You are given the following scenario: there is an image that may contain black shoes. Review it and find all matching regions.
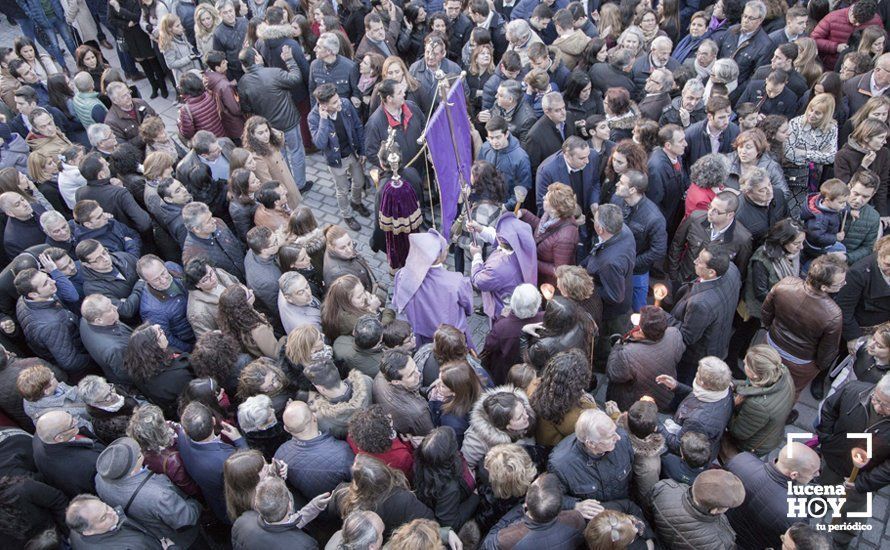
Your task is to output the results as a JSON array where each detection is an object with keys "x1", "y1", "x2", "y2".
[
  {"x1": 300, "y1": 180, "x2": 315, "y2": 195},
  {"x1": 344, "y1": 217, "x2": 361, "y2": 231},
  {"x1": 351, "y1": 201, "x2": 371, "y2": 217}
]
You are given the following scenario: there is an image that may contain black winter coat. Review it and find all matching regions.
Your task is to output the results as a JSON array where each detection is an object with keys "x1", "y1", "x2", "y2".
[
  {"x1": 134, "y1": 355, "x2": 194, "y2": 419},
  {"x1": 75, "y1": 178, "x2": 152, "y2": 234},
  {"x1": 647, "y1": 148, "x2": 688, "y2": 230},
  {"x1": 16, "y1": 297, "x2": 94, "y2": 376},
  {"x1": 81, "y1": 252, "x2": 142, "y2": 321},
  {"x1": 2, "y1": 476, "x2": 68, "y2": 549},
  {"x1": 817, "y1": 381, "x2": 890, "y2": 493},
  {"x1": 835, "y1": 254, "x2": 890, "y2": 342},
  {"x1": 684, "y1": 119, "x2": 740, "y2": 168},
  {"x1": 662, "y1": 383, "x2": 734, "y2": 461},
  {"x1": 524, "y1": 116, "x2": 572, "y2": 176},
  {"x1": 548, "y1": 432, "x2": 634, "y2": 504},
  {"x1": 238, "y1": 62, "x2": 305, "y2": 133},
  {"x1": 725, "y1": 453, "x2": 796, "y2": 550},
  {"x1": 32, "y1": 436, "x2": 104, "y2": 498}
]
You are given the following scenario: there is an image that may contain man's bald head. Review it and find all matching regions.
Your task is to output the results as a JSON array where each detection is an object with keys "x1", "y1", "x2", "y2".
[
  {"x1": 777, "y1": 442, "x2": 821, "y2": 485},
  {"x1": 36, "y1": 410, "x2": 76, "y2": 444},
  {"x1": 283, "y1": 401, "x2": 315, "y2": 438}
]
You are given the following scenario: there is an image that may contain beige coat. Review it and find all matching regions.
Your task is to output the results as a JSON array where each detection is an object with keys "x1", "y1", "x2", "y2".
[
  {"x1": 551, "y1": 30, "x2": 590, "y2": 71},
  {"x1": 252, "y1": 144, "x2": 302, "y2": 210},
  {"x1": 61, "y1": 0, "x2": 99, "y2": 43}
]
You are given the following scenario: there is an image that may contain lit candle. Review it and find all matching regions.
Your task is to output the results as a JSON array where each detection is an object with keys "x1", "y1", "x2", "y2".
[
  {"x1": 850, "y1": 447, "x2": 868, "y2": 483},
  {"x1": 540, "y1": 283, "x2": 555, "y2": 301},
  {"x1": 630, "y1": 313, "x2": 641, "y2": 326},
  {"x1": 514, "y1": 187, "x2": 528, "y2": 216},
  {"x1": 653, "y1": 284, "x2": 669, "y2": 308}
]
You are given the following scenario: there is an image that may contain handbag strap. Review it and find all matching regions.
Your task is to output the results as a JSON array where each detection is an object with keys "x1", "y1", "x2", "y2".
[{"x1": 124, "y1": 472, "x2": 154, "y2": 515}]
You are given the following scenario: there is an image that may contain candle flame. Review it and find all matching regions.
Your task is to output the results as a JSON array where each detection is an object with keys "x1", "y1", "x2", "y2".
[
  {"x1": 653, "y1": 284, "x2": 669, "y2": 300},
  {"x1": 630, "y1": 313, "x2": 641, "y2": 326}
]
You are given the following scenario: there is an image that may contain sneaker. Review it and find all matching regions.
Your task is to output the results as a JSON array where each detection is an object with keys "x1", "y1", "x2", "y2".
[
  {"x1": 99, "y1": 39, "x2": 114, "y2": 50},
  {"x1": 344, "y1": 217, "x2": 361, "y2": 231},
  {"x1": 351, "y1": 201, "x2": 371, "y2": 217},
  {"x1": 300, "y1": 180, "x2": 315, "y2": 195}
]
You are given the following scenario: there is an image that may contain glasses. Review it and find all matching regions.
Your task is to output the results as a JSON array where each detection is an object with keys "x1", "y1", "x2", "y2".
[
  {"x1": 742, "y1": 13, "x2": 763, "y2": 20},
  {"x1": 708, "y1": 205, "x2": 729, "y2": 215}
]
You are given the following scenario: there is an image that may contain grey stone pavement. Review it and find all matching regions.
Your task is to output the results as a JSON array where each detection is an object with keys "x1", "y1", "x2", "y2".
[{"x1": 9, "y1": 18, "x2": 890, "y2": 547}]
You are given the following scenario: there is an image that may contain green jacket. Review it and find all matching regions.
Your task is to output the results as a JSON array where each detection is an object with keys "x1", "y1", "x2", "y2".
[
  {"x1": 743, "y1": 246, "x2": 787, "y2": 320},
  {"x1": 71, "y1": 91, "x2": 107, "y2": 130},
  {"x1": 730, "y1": 367, "x2": 795, "y2": 455},
  {"x1": 843, "y1": 204, "x2": 880, "y2": 265}
]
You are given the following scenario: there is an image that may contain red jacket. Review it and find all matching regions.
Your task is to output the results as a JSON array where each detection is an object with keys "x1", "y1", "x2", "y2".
[
  {"x1": 178, "y1": 91, "x2": 226, "y2": 140},
  {"x1": 811, "y1": 7, "x2": 882, "y2": 68},
  {"x1": 204, "y1": 70, "x2": 245, "y2": 141},
  {"x1": 143, "y1": 444, "x2": 202, "y2": 498},
  {"x1": 684, "y1": 183, "x2": 719, "y2": 219},
  {"x1": 520, "y1": 211, "x2": 579, "y2": 287},
  {"x1": 348, "y1": 435, "x2": 415, "y2": 481}
]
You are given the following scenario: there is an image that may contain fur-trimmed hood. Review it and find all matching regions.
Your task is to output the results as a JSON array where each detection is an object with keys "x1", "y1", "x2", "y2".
[
  {"x1": 308, "y1": 369, "x2": 373, "y2": 438},
  {"x1": 292, "y1": 227, "x2": 326, "y2": 255},
  {"x1": 257, "y1": 22, "x2": 296, "y2": 41},
  {"x1": 464, "y1": 385, "x2": 536, "y2": 453},
  {"x1": 607, "y1": 106, "x2": 640, "y2": 130},
  {"x1": 617, "y1": 414, "x2": 666, "y2": 457}
]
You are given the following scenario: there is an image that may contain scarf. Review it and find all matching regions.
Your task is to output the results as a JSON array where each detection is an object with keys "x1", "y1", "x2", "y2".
[
  {"x1": 692, "y1": 380, "x2": 730, "y2": 403},
  {"x1": 693, "y1": 59, "x2": 712, "y2": 80},
  {"x1": 774, "y1": 253, "x2": 800, "y2": 280},
  {"x1": 641, "y1": 26, "x2": 660, "y2": 45},
  {"x1": 358, "y1": 74, "x2": 377, "y2": 94},
  {"x1": 310, "y1": 344, "x2": 334, "y2": 364}
]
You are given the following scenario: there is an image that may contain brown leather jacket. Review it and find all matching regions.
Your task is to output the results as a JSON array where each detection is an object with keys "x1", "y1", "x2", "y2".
[{"x1": 762, "y1": 276, "x2": 843, "y2": 372}]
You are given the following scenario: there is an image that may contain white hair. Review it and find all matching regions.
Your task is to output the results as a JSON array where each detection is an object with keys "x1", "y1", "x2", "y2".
[
  {"x1": 238, "y1": 394, "x2": 276, "y2": 433},
  {"x1": 77, "y1": 375, "x2": 112, "y2": 406},
  {"x1": 877, "y1": 373, "x2": 890, "y2": 398},
  {"x1": 696, "y1": 357, "x2": 733, "y2": 391},
  {"x1": 279, "y1": 271, "x2": 307, "y2": 296},
  {"x1": 39, "y1": 210, "x2": 68, "y2": 232},
  {"x1": 511, "y1": 284, "x2": 542, "y2": 320},
  {"x1": 745, "y1": 0, "x2": 767, "y2": 19},
  {"x1": 180, "y1": 201, "x2": 211, "y2": 231},
  {"x1": 87, "y1": 123, "x2": 112, "y2": 147},
  {"x1": 317, "y1": 32, "x2": 340, "y2": 54},
  {"x1": 575, "y1": 409, "x2": 615, "y2": 445},
  {"x1": 506, "y1": 20, "x2": 532, "y2": 41},
  {"x1": 542, "y1": 91, "x2": 564, "y2": 111},
  {"x1": 683, "y1": 78, "x2": 705, "y2": 95},
  {"x1": 651, "y1": 35, "x2": 673, "y2": 51}
]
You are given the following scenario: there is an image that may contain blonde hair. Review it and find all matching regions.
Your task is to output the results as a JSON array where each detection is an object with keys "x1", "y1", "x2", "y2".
[
  {"x1": 285, "y1": 324, "x2": 322, "y2": 366},
  {"x1": 804, "y1": 93, "x2": 836, "y2": 131},
  {"x1": 142, "y1": 151, "x2": 175, "y2": 180},
  {"x1": 598, "y1": 3, "x2": 622, "y2": 39},
  {"x1": 484, "y1": 444, "x2": 537, "y2": 499},
  {"x1": 793, "y1": 37, "x2": 823, "y2": 87},
  {"x1": 26, "y1": 151, "x2": 54, "y2": 183},
  {"x1": 584, "y1": 509, "x2": 640, "y2": 549},
  {"x1": 157, "y1": 14, "x2": 180, "y2": 51},
  {"x1": 381, "y1": 56, "x2": 419, "y2": 91},
  {"x1": 544, "y1": 182, "x2": 579, "y2": 219},
  {"x1": 384, "y1": 519, "x2": 444, "y2": 550},
  {"x1": 555, "y1": 265, "x2": 594, "y2": 301},
  {"x1": 194, "y1": 4, "x2": 221, "y2": 40},
  {"x1": 16, "y1": 364, "x2": 54, "y2": 402},
  {"x1": 744, "y1": 344, "x2": 784, "y2": 387}
]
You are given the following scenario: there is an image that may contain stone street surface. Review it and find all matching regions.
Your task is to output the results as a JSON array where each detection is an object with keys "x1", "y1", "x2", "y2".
[{"x1": 5, "y1": 17, "x2": 890, "y2": 547}]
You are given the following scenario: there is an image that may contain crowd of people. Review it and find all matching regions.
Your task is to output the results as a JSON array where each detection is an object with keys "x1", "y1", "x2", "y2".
[{"x1": 4, "y1": 0, "x2": 890, "y2": 547}]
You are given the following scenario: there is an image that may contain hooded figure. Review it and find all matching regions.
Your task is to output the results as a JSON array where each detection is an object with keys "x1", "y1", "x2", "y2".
[
  {"x1": 471, "y1": 213, "x2": 538, "y2": 321},
  {"x1": 392, "y1": 229, "x2": 475, "y2": 349}
]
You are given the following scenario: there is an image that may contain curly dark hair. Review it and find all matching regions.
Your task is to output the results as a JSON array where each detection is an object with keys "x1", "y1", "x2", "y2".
[
  {"x1": 109, "y1": 142, "x2": 143, "y2": 177},
  {"x1": 243, "y1": 116, "x2": 284, "y2": 157},
  {"x1": 348, "y1": 404, "x2": 394, "y2": 454},
  {"x1": 0, "y1": 476, "x2": 29, "y2": 536},
  {"x1": 124, "y1": 324, "x2": 171, "y2": 383},
  {"x1": 236, "y1": 358, "x2": 288, "y2": 401},
  {"x1": 470, "y1": 160, "x2": 507, "y2": 203},
  {"x1": 190, "y1": 330, "x2": 242, "y2": 385},
  {"x1": 413, "y1": 427, "x2": 465, "y2": 509},
  {"x1": 529, "y1": 349, "x2": 591, "y2": 425},
  {"x1": 217, "y1": 285, "x2": 268, "y2": 345}
]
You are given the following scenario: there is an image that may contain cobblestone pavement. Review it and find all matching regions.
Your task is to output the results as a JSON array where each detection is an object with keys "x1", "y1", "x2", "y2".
[{"x1": 6, "y1": 18, "x2": 890, "y2": 546}]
